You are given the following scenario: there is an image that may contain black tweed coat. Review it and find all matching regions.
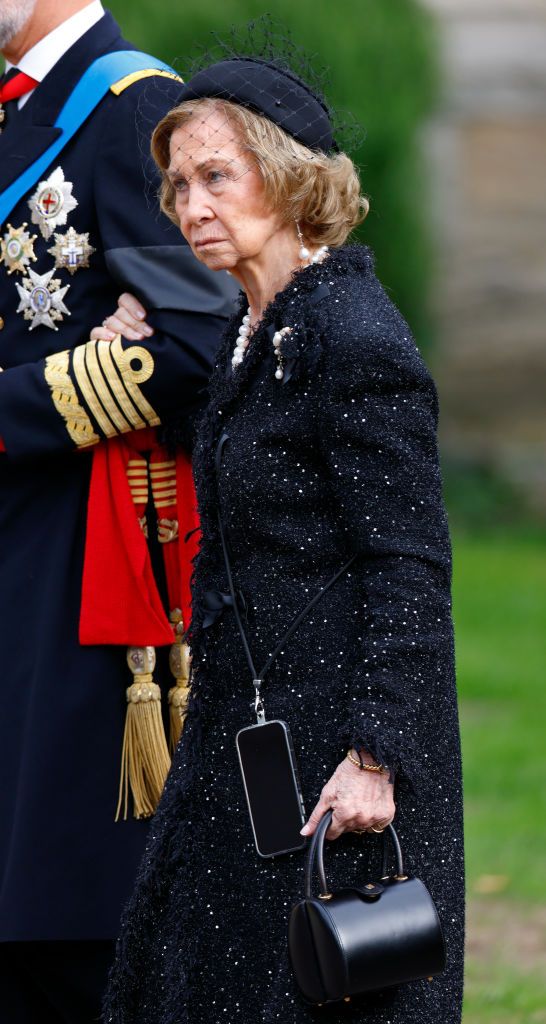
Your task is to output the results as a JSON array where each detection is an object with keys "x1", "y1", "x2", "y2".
[{"x1": 104, "y1": 245, "x2": 465, "y2": 1024}]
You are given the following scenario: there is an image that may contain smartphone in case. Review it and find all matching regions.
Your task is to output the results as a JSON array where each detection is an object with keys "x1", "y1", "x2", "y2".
[{"x1": 236, "y1": 719, "x2": 307, "y2": 858}]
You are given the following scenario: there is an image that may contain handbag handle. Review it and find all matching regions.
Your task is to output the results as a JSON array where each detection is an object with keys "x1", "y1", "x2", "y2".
[{"x1": 305, "y1": 810, "x2": 406, "y2": 899}]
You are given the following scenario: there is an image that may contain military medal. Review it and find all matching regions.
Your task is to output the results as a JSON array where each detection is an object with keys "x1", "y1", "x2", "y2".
[
  {"x1": 0, "y1": 223, "x2": 38, "y2": 275},
  {"x1": 48, "y1": 226, "x2": 95, "y2": 275},
  {"x1": 15, "y1": 267, "x2": 70, "y2": 331},
  {"x1": 28, "y1": 166, "x2": 78, "y2": 240}
]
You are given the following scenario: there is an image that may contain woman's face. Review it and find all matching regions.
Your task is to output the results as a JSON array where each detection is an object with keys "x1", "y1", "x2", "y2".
[{"x1": 167, "y1": 109, "x2": 283, "y2": 272}]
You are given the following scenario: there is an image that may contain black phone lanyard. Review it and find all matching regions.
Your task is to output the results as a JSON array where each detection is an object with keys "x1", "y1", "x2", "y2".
[{"x1": 215, "y1": 432, "x2": 357, "y2": 724}]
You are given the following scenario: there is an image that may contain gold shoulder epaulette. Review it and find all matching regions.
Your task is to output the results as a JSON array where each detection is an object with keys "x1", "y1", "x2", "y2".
[{"x1": 110, "y1": 69, "x2": 182, "y2": 97}]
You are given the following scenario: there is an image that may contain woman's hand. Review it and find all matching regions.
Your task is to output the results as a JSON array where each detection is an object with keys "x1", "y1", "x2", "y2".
[
  {"x1": 90, "y1": 292, "x2": 153, "y2": 342},
  {"x1": 301, "y1": 750, "x2": 395, "y2": 841}
]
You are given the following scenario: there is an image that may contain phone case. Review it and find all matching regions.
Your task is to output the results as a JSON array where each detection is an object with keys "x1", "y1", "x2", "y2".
[{"x1": 236, "y1": 720, "x2": 309, "y2": 856}]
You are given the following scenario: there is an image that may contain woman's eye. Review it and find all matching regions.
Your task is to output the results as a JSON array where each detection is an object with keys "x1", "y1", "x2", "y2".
[
  {"x1": 207, "y1": 169, "x2": 225, "y2": 185},
  {"x1": 173, "y1": 178, "x2": 188, "y2": 193}
]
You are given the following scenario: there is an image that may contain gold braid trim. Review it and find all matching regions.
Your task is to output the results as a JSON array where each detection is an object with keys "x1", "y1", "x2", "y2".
[
  {"x1": 110, "y1": 69, "x2": 182, "y2": 97},
  {"x1": 150, "y1": 459, "x2": 177, "y2": 509},
  {"x1": 71, "y1": 336, "x2": 160, "y2": 439},
  {"x1": 127, "y1": 456, "x2": 149, "y2": 506},
  {"x1": 73, "y1": 343, "x2": 116, "y2": 436},
  {"x1": 97, "y1": 340, "x2": 146, "y2": 430},
  {"x1": 85, "y1": 340, "x2": 132, "y2": 434},
  {"x1": 127, "y1": 456, "x2": 148, "y2": 537},
  {"x1": 111, "y1": 335, "x2": 160, "y2": 426},
  {"x1": 44, "y1": 349, "x2": 99, "y2": 448}
]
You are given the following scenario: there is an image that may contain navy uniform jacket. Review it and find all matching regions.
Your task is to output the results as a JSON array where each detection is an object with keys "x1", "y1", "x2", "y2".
[{"x1": 0, "y1": 12, "x2": 236, "y2": 940}]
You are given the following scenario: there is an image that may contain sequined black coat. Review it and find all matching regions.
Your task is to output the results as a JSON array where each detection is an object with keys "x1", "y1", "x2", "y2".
[{"x1": 105, "y1": 246, "x2": 465, "y2": 1024}]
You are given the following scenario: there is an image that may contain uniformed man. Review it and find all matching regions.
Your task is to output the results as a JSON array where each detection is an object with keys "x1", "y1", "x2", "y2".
[{"x1": 0, "y1": 2, "x2": 236, "y2": 1020}]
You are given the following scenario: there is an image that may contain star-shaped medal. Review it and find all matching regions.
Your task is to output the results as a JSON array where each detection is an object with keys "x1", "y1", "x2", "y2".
[
  {"x1": 0, "y1": 222, "x2": 38, "y2": 275},
  {"x1": 47, "y1": 226, "x2": 95, "y2": 275},
  {"x1": 28, "y1": 166, "x2": 78, "y2": 240},
  {"x1": 15, "y1": 267, "x2": 71, "y2": 331}
]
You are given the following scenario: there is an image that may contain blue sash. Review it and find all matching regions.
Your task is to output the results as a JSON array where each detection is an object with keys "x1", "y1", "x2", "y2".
[{"x1": 0, "y1": 50, "x2": 178, "y2": 225}]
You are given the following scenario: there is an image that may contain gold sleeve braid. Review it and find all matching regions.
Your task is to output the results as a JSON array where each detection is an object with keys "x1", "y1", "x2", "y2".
[
  {"x1": 73, "y1": 335, "x2": 160, "y2": 438},
  {"x1": 44, "y1": 349, "x2": 100, "y2": 448},
  {"x1": 110, "y1": 336, "x2": 160, "y2": 427},
  {"x1": 82, "y1": 340, "x2": 134, "y2": 434},
  {"x1": 45, "y1": 335, "x2": 160, "y2": 446}
]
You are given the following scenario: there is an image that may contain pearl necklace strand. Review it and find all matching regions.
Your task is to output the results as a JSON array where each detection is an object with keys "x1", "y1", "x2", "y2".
[{"x1": 231, "y1": 308, "x2": 251, "y2": 369}]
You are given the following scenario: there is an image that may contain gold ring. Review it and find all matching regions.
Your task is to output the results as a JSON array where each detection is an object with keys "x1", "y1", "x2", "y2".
[{"x1": 369, "y1": 826, "x2": 385, "y2": 833}]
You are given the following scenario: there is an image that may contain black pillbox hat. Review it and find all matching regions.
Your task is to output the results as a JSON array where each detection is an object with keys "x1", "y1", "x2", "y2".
[{"x1": 176, "y1": 57, "x2": 336, "y2": 154}]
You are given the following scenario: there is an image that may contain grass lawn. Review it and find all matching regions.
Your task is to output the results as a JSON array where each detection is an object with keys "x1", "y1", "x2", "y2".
[{"x1": 451, "y1": 530, "x2": 546, "y2": 1022}]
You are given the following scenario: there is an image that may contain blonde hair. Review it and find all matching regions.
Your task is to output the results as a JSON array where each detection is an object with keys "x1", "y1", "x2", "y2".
[{"x1": 151, "y1": 97, "x2": 369, "y2": 247}]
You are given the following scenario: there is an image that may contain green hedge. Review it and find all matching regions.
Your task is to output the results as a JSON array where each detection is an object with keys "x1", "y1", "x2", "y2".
[{"x1": 108, "y1": 0, "x2": 437, "y2": 345}]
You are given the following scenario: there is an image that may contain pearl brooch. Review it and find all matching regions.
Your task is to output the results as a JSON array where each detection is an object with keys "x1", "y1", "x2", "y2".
[
  {"x1": 272, "y1": 326, "x2": 291, "y2": 381},
  {"x1": 231, "y1": 309, "x2": 291, "y2": 381},
  {"x1": 231, "y1": 308, "x2": 251, "y2": 369}
]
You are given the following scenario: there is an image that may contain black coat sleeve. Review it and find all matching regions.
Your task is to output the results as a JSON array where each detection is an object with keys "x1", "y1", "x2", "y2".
[
  {"x1": 318, "y1": 294, "x2": 454, "y2": 788},
  {"x1": 0, "y1": 76, "x2": 237, "y2": 461}
]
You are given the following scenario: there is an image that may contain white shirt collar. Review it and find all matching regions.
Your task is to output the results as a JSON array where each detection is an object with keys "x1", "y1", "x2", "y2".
[{"x1": 5, "y1": 1, "x2": 105, "y2": 106}]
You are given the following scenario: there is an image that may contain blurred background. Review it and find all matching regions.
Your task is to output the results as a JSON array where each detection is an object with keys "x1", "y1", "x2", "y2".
[{"x1": 108, "y1": 1, "x2": 546, "y2": 1019}]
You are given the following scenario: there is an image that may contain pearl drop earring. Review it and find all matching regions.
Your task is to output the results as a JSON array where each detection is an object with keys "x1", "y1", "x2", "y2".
[
  {"x1": 296, "y1": 222, "x2": 310, "y2": 261},
  {"x1": 296, "y1": 222, "x2": 329, "y2": 265}
]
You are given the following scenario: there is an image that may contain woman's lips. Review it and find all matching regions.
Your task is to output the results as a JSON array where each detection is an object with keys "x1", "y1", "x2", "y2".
[{"x1": 194, "y1": 238, "x2": 226, "y2": 248}]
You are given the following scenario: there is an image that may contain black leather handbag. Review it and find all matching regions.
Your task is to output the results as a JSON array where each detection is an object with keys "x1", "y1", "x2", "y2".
[{"x1": 288, "y1": 810, "x2": 446, "y2": 1005}]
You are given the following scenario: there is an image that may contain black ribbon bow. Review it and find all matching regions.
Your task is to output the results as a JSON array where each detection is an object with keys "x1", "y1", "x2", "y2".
[{"x1": 201, "y1": 587, "x2": 249, "y2": 629}]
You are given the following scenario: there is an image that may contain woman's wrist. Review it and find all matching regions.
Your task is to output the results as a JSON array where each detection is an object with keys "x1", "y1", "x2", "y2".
[
  {"x1": 346, "y1": 748, "x2": 389, "y2": 775},
  {"x1": 349, "y1": 746, "x2": 375, "y2": 766}
]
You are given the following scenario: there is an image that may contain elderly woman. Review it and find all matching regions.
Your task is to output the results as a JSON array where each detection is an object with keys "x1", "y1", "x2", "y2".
[{"x1": 100, "y1": 56, "x2": 464, "y2": 1024}]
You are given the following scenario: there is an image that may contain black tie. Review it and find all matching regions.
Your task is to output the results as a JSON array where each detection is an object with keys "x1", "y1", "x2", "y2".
[{"x1": 0, "y1": 68, "x2": 27, "y2": 133}]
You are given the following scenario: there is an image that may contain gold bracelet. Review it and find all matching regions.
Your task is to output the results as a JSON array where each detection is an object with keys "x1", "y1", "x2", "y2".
[{"x1": 346, "y1": 750, "x2": 388, "y2": 774}]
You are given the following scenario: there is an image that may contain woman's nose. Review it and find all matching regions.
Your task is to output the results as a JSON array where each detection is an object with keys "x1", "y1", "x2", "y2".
[{"x1": 185, "y1": 182, "x2": 213, "y2": 224}]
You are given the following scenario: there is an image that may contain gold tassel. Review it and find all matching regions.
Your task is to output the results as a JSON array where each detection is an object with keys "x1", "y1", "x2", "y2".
[
  {"x1": 168, "y1": 608, "x2": 191, "y2": 753},
  {"x1": 116, "y1": 646, "x2": 172, "y2": 821}
]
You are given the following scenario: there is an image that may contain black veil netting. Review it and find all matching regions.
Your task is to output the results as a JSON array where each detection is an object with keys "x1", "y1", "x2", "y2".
[{"x1": 134, "y1": 15, "x2": 365, "y2": 207}]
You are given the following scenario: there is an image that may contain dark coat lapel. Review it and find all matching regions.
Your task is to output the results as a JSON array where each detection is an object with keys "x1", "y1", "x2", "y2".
[{"x1": 0, "y1": 12, "x2": 126, "y2": 193}]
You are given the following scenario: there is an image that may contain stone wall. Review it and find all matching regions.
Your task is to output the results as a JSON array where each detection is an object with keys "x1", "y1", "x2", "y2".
[{"x1": 421, "y1": 0, "x2": 546, "y2": 510}]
